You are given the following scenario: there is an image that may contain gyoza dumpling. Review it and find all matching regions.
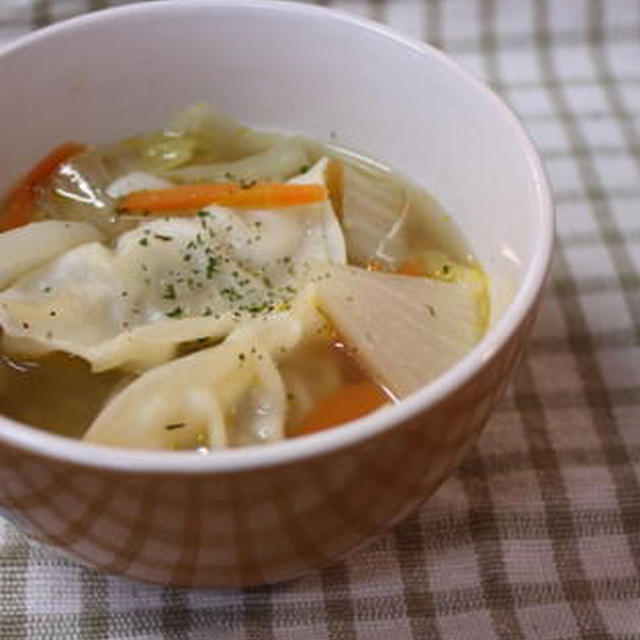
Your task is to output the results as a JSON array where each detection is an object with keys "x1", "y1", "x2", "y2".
[
  {"x1": 84, "y1": 339, "x2": 286, "y2": 449},
  {"x1": 0, "y1": 159, "x2": 345, "y2": 372},
  {"x1": 0, "y1": 220, "x2": 103, "y2": 289},
  {"x1": 83, "y1": 292, "x2": 326, "y2": 449}
]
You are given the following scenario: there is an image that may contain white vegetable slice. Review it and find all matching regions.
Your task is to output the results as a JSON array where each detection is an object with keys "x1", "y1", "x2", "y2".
[
  {"x1": 36, "y1": 146, "x2": 144, "y2": 238},
  {"x1": 46, "y1": 147, "x2": 112, "y2": 214},
  {"x1": 0, "y1": 221, "x2": 104, "y2": 289},
  {"x1": 340, "y1": 162, "x2": 409, "y2": 267},
  {"x1": 314, "y1": 265, "x2": 486, "y2": 398},
  {"x1": 167, "y1": 139, "x2": 309, "y2": 184},
  {"x1": 168, "y1": 101, "x2": 276, "y2": 162}
]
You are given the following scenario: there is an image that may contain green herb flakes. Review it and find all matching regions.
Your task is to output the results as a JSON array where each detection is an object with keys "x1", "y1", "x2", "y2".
[
  {"x1": 166, "y1": 306, "x2": 183, "y2": 318},
  {"x1": 163, "y1": 284, "x2": 177, "y2": 300}
]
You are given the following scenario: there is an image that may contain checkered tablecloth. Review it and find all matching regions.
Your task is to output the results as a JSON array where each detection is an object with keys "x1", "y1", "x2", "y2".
[{"x1": 1, "y1": 1, "x2": 639, "y2": 638}]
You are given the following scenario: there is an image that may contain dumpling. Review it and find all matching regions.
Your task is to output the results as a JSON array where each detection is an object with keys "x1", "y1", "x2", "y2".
[
  {"x1": 0, "y1": 159, "x2": 345, "y2": 372},
  {"x1": 0, "y1": 220, "x2": 103, "y2": 289},
  {"x1": 313, "y1": 264, "x2": 486, "y2": 398},
  {"x1": 0, "y1": 221, "x2": 237, "y2": 368},
  {"x1": 84, "y1": 338, "x2": 286, "y2": 449},
  {"x1": 83, "y1": 291, "x2": 325, "y2": 449}
]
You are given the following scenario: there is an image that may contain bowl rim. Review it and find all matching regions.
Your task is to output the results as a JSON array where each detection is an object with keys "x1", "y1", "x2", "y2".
[{"x1": 0, "y1": 0, "x2": 554, "y2": 474}]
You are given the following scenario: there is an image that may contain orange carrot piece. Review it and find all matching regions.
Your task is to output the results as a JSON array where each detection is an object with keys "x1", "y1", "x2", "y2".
[
  {"x1": 298, "y1": 383, "x2": 390, "y2": 436},
  {"x1": 366, "y1": 260, "x2": 386, "y2": 272},
  {"x1": 216, "y1": 183, "x2": 327, "y2": 209},
  {"x1": 119, "y1": 182, "x2": 239, "y2": 213},
  {"x1": 2, "y1": 188, "x2": 32, "y2": 233},
  {"x1": 1, "y1": 141, "x2": 86, "y2": 232},
  {"x1": 118, "y1": 182, "x2": 327, "y2": 214},
  {"x1": 396, "y1": 257, "x2": 426, "y2": 277}
]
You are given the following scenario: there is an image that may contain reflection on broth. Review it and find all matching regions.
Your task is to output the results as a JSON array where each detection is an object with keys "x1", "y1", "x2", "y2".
[{"x1": 0, "y1": 102, "x2": 488, "y2": 450}]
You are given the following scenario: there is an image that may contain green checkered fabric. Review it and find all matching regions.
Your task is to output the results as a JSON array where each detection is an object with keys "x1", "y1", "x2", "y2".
[{"x1": 1, "y1": 1, "x2": 639, "y2": 638}]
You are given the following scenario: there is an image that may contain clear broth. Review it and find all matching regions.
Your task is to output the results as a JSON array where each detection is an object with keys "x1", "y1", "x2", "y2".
[{"x1": 0, "y1": 127, "x2": 480, "y2": 445}]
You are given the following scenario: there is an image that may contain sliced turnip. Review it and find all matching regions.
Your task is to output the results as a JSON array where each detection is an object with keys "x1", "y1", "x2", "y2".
[
  {"x1": 314, "y1": 265, "x2": 486, "y2": 398},
  {"x1": 340, "y1": 163, "x2": 409, "y2": 267}
]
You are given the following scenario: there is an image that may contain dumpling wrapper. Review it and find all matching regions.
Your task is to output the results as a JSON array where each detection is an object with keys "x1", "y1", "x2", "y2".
[
  {"x1": 83, "y1": 291, "x2": 326, "y2": 449},
  {"x1": 0, "y1": 221, "x2": 104, "y2": 289},
  {"x1": 85, "y1": 339, "x2": 286, "y2": 449},
  {"x1": 314, "y1": 264, "x2": 486, "y2": 398},
  {"x1": 0, "y1": 159, "x2": 346, "y2": 372}
]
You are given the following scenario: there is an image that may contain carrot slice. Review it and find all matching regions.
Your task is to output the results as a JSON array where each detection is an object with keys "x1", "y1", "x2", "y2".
[
  {"x1": 119, "y1": 182, "x2": 238, "y2": 213},
  {"x1": 297, "y1": 383, "x2": 390, "y2": 435},
  {"x1": 366, "y1": 260, "x2": 386, "y2": 272},
  {"x1": 216, "y1": 183, "x2": 326, "y2": 209},
  {"x1": 1, "y1": 141, "x2": 86, "y2": 232},
  {"x1": 118, "y1": 182, "x2": 328, "y2": 214},
  {"x1": 395, "y1": 257, "x2": 426, "y2": 277}
]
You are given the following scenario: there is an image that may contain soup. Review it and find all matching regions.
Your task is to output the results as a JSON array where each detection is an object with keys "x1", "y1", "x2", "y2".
[{"x1": 0, "y1": 103, "x2": 487, "y2": 450}]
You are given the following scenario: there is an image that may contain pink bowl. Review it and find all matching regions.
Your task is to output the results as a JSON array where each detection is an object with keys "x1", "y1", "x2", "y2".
[{"x1": 0, "y1": 0, "x2": 553, "y2": 586}]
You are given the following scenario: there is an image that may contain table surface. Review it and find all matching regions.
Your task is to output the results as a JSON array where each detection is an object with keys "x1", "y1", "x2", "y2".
[{"x1": 1, "y1": 1, "x2": 639, "y2": 638}]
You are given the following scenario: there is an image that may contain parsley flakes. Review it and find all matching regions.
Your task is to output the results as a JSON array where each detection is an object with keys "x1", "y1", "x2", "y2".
[
  {"x1": 162, "y1": 284, "x2": 177, "y2": 300},
  {"x1": 165, "y1": 422, "x2": 186, "y2": 431}
]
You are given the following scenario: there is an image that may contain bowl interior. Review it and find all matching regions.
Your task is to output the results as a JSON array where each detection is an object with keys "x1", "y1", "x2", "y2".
[{"x1": 0, "y1": 0, "x2": 552, "y2": 468}]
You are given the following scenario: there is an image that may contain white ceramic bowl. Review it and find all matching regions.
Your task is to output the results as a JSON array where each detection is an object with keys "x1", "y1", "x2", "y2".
[{"x1": 0, "y1": 0, "x2": 552, "y2": 587}]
